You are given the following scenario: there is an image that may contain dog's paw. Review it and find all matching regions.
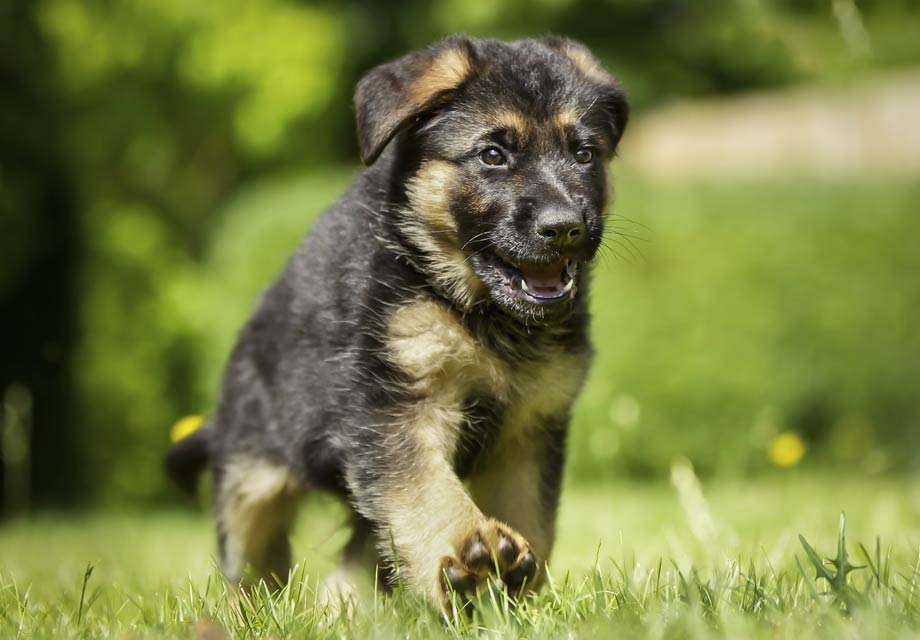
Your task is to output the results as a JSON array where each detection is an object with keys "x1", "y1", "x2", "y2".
[
  {"x1": 318, "y1": 565, "x2": 360, "y2": 620},
  {"x1": 439, "y1": 519, "x2": 537, "y2": 610}
]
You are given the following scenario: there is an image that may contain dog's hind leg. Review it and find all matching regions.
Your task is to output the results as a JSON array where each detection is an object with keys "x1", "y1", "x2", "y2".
[
  {"x1": 319, "y1": 513, "x2": 381, "y2": 613},
  {"x1": 214, "y1": 456, "x2": 302, "y2": 587}
]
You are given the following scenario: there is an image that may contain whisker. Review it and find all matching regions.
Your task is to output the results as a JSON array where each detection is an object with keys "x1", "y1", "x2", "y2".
[
  {"x1": 460, "y1": 231, "x2": 491, "y2": 252},
  {"x1": 608, "y1": 214, "x2": 652, "y2": 232},
  {"x1": 606, "y1": 237, "x2": 639, "y2": 262}
]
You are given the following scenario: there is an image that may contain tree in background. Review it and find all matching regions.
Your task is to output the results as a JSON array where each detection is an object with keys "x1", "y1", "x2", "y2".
[{"x1": 0, "y1": 0, "x2": 82, "y2": 514}]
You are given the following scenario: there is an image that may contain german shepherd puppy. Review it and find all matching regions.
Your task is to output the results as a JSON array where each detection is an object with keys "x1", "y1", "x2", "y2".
[{"x1": 166, "y1": 35, "x2": 628, "y2": 611}]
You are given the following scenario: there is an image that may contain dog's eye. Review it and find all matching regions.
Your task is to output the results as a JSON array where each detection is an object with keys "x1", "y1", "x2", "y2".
[
  {"x1": 479, "y1": 147, "x2": 507, "y2": 166},
  {"x1": 574, "y1": 147, "x2": 594, "y2": 164}
]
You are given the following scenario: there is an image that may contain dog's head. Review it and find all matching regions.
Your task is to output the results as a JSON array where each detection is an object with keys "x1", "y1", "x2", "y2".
[{"x1": 355, "y1": 36, "x2": 628, "y2": 323}]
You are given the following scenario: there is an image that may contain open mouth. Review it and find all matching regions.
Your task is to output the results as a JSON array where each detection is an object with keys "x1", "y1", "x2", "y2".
[{"x1": 496, "y1": 258, "x2": 578, "y2": 305}]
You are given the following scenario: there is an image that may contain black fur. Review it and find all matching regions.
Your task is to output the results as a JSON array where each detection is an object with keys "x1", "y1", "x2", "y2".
[
  {"x1": 165, "y1": 35, "x2": 628, "y2": 607},
  {"x1": 164, "y1": 425, "x2": 210, "y2": 496}
]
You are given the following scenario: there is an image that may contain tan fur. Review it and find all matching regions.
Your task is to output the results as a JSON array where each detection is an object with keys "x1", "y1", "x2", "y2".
[
  {"x1": 387, "y1": 299, "x2": 586, "y2": 437},
  {"x1": 382, "y1": 298, "x2": 588, "y2": 601},
  {"x1": 387, "y1": 299, "x2": 503, "y2": 397},
  {"x1": 562, "y1": 43, "x2": 615, "y2": 84},
  {"x1": 489, "y1": 109, "x2": 531, "y2": 143},
  {"x1": 386, "y1": 299, "x2": 497, "y2": 466},
  {"x1": 379, "y1": 442, "x2": 486, "y2": 603},
  {"x1": 405, "y1": 160, "x2": 459, "y2": 235},
  {"x1": 319, "y1": 564, "x2": 362, "y2": 618},
  {"x1": 402, "y1": 164, "x2": 486, "y2": 309},
  {"x1": 468, "y1": 436, "x2": 552, "y2": 568},
  {"x1": 386, "y1": 301, "x2": 484, "y2": 599},
  {"x1": 553, "y1": 107, "x2": 580, "y2": 132},
  {"x1": 218, "y1": 457, "x2": 302, "y2": 583},
  {"x1": 408, "y1": 47, "x2": 472, "y2": 107},
  {"x1": 469, "y1": 346, "x2": 583, "y2": 573},
  {"x1": 503, "y1": 347, "x2": 586, "y2": 437},
  {"x1": 381, "y1": 300, "x2": 494, "y2": 601}
]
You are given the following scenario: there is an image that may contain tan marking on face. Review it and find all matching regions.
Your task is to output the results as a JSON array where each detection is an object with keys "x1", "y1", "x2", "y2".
[
  {"x1": 406, "y1": 160, "x2": 459, "y2": 234},
  {"x1": 562, "y1": 43, "x2": 614, "y2": 84},
  {"x1": 401, "y1": 167, "x2": 487, "y2": 309},
  {"x1": 553, "y1": 107, "x2": 580, "y2": 132},
  {"x1": 488, "y1": 109, "x2": 532, "y2": 145},
  {"x1": 408, "y1": 46, "x2": 472, "y2": 107}
]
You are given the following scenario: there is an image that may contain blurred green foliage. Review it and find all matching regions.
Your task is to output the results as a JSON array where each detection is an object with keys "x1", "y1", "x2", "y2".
[
  {"x1": 2, "y1": 0, "x2": 920, "y2": 504},
  {"x1": 576, "y1": 176, "x2": 920, "y2": 479}
]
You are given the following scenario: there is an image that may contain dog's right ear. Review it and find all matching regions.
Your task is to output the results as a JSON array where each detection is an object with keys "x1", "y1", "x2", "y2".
[
  {"x1": 355, "y1": 37, "x2": 475, "y2": 165},
  {"x1": 542, "y1": 37, "x2": 629, "y2": 147}
]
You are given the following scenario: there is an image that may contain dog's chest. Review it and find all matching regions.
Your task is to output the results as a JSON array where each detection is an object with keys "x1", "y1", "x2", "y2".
[{"x1": 385, "y1": 299, "x2": 587, "y2": 448}]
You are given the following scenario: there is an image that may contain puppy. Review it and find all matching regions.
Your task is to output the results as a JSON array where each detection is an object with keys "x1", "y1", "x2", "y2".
[{"x1": 166, "y1": 35, "x2": 628, "y2": 611}]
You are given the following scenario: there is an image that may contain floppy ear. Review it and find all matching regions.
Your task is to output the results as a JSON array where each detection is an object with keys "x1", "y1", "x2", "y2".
[
  {"x1": 543, "y1": 37, "x2": 629, "y2": 145},
  {"x1": 354, "y1": 37, "x2": 476, "y2": 165}
]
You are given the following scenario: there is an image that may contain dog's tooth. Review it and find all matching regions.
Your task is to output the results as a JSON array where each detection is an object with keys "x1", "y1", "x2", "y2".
[
  {"x1": 521, "y1": 278, "x2": 531, "y2": 292},
  {"x1": 564, "y1": 278, "x2": 575, "y2": 291}
]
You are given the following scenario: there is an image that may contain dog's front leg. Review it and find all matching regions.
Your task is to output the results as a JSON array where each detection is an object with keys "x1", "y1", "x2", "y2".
[
  {"x1": 346, "y1": 409, "x2": 538, "y2": 610},
  {"x1": 468, "y1": 419, "x2": 568, "y2": 591}
]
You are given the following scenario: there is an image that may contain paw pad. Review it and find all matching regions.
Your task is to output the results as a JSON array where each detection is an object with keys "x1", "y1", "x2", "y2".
[{"x1": 439, "y1": 520, "x2": 538, "y2": 609}]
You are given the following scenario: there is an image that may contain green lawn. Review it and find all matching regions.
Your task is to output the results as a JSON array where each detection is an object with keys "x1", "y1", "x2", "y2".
[{"x1": 2, "y1": 473, "x2": 919, "y2": 638}]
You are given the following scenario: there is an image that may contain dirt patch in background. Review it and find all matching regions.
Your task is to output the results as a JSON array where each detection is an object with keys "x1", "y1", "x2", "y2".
[{"x1": 621, "y1": 71, "x2": 920, "y2": 179}]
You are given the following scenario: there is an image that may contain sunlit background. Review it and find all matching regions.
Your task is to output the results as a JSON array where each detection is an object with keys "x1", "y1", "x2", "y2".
[{"x1": 2, "y1": 0, "x2": 919, "y2": 515}]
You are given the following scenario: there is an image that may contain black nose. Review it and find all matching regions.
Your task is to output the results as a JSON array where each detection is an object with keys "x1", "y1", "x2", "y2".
[{"x1": 535, "y1": 207, "x2": 586, "y2": 248}]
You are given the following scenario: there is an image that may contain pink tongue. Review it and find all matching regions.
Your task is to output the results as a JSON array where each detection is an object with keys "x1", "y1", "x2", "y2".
[{"x1": 520, "y1": 260, "x2": 566, "y2": 293}]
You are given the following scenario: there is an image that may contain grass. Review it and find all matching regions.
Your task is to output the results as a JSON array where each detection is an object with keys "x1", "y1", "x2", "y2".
[{"x1": 2, "y1": 473, "x2": 919, "y2": 638}]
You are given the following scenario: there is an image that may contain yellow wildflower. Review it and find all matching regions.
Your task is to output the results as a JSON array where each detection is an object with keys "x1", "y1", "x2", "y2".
[
  {"x1": 768, "y1": 431, "x2": 806, "y2": 467},
  {"x1": 170, "y1": 414, "x2": 205, "y2": 443}
]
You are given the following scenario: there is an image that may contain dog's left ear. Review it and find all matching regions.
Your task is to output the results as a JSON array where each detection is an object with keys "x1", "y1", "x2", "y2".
[
  {"x1": 355, "y1": 37, "x2": 476, "y2": 165},
  {"x1": 543, "y1": 37, "x2": 629, "y2": 146}
]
